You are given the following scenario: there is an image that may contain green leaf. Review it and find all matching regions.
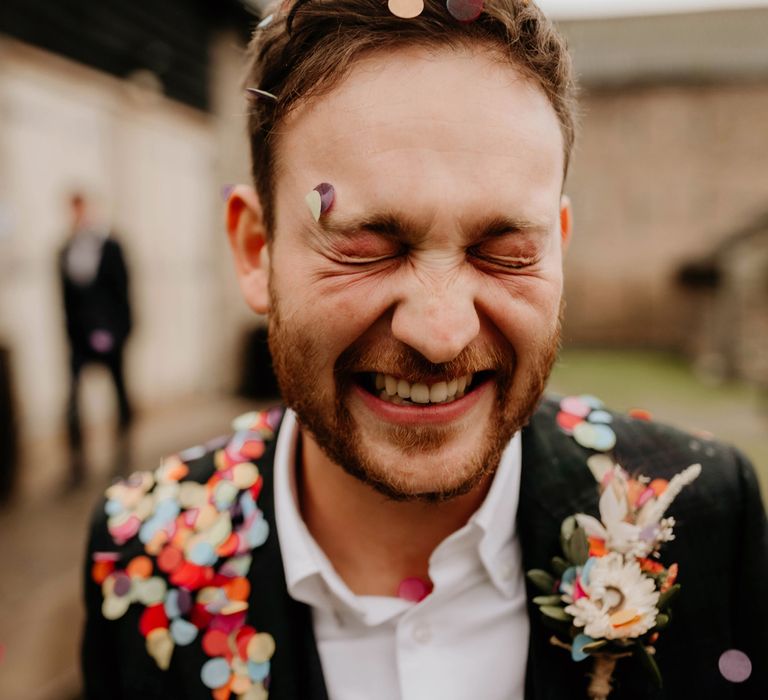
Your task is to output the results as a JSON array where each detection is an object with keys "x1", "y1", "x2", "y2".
[
  {"x1": 583, "y1": 640, "x2": 609, "y2": 654},
  {"x1": 634, "y1": 643, "x2": 663, "y2": 689},
  {"x1": 527, "y1": 569, "x2": 556, "y2": 594},
  {"x1": 540, "y1": 605, "x2": 572, "y2": 622},
  {"x1": 551, "y1": 556, "x2": 570, "y2": 576},
  {"x1": 654, "y1": 613, "x2": 670, "y2": 631},
  {"x1": 658, "y1": 584, "x2": 681, "y2": 611},
  {"x1": 565, "y1": 527, "x2": 590, "y2": 566},
  {"x1": 533, "y1": 595, "x2": 562, "y2": 606}
]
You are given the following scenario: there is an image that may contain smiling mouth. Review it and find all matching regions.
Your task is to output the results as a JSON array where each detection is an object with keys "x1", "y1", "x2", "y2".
[{"x1": 356, "y1": 371, "x2": 494, "y2": 406}]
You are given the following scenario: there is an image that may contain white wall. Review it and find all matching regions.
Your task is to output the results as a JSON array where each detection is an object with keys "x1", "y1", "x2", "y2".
[{"x1": 0, "y1": 38, "x2": 252, "y2": 439}]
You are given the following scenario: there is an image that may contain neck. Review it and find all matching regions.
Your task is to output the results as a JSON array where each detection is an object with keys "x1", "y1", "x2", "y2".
[{"x1": 299, "y1": 429, "x2": 492, "y2": 597}]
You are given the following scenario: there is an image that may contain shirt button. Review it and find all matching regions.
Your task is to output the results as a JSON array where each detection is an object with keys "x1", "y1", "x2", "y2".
[{"x1": 412, "y1": 622, "x2": 432, "y2": 644}]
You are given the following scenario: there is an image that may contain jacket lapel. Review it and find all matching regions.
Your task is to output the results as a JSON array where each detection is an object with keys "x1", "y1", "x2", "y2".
[{"x1": 247, "y1": 422, "x2": 329, "y2": 700}]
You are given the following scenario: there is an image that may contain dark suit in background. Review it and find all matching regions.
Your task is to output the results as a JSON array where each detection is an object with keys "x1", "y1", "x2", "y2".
[{"x1": 60, "y1": 230, "x2": 133, "y2": 483}]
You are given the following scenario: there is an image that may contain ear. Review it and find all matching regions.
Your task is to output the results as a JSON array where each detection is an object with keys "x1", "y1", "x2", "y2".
[
  {"x1": 559, "y1": 194, "x2": 573, "y2": 255},
  {"x1": 226, "y1": 185, "x2": 271, "y2": 314}
]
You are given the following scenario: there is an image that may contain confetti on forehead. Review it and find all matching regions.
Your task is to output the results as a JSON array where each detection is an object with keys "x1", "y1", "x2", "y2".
[
  {"x1": 305, "y1": 182, "x2": 335, "y2": 222},
  {"x1": 387, "y1": 0, "x2": 425, "y2": 19},
  {"x1": 446, "y1": 0, "x2": 484, "y2": 22}
]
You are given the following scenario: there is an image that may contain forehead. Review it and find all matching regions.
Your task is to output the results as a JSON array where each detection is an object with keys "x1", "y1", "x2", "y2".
[{"x1": 273, "y1": 46, "x2": 564, "y2": 229}]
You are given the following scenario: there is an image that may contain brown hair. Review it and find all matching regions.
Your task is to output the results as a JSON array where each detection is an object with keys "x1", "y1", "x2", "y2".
[{"x1": 244, "y1": 0, "x2": 577, "y2": 236}]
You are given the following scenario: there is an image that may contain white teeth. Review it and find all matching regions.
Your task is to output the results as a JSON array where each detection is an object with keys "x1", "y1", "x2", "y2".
[
  {"x1": 373, "y1": 373, "x2": 474, "y2": 406},
  {"x1": 410, "y1": 383, "x2": 430, "y2": 404},
  {"x1": 430, "y1": 381, "x2": 448, "y2": 403}
]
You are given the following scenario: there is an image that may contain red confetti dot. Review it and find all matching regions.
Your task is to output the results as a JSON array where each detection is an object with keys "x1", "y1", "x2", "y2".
[
  {"x1": 241, "y1": 439, "x2": 265, "y2": 460},
  {"x1": 191, "y1": 603, "x2": 213, "y2": 630},
  {"x1": 236, "y1": 626, "x2": 256, "y2": 660},
  {"x1": 556, "y1": 411, "x2": 583, "y2": 434},
  {"x1": 139, "y1": 604, "x2": 169, "y2": 637},
  {"x1": 91, "y1": 560, "x2": 115, "y2": 585},
  {"x1": 202, "y1": 629, "x2": 230, "y2": 657},
  {"x1": 157, "y1": 545, "x2": 184, "y2": 574},
  {"x1": 250, "y1": 477, "x2": 263, "y2": 501},
  {"x1": 628, "y1": 408, "x2": 653, "y2": 421}
]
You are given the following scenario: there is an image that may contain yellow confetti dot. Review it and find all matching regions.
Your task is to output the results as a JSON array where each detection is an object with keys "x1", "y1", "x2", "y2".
[{"x1": 247, "y1": 633, "x2": 276, "y2": 663}]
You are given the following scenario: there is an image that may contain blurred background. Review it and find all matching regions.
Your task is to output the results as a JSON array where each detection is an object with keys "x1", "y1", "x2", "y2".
[{"x1": 0, "y1": 0, "x2": 766, "y2": 697}]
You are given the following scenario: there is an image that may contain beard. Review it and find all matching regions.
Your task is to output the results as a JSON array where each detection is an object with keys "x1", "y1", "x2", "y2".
[{"x1": 268, "y1": 285, "x2": 562, "y2": 503}]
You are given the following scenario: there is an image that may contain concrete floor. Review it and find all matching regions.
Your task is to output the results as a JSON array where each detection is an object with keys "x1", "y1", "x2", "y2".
[{"x1": 0, "y1": 394, "x2": 266, "y2": 700}]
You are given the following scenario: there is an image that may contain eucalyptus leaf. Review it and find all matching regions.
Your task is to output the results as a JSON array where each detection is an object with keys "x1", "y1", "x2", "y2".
[
  {"x1": 540, "y1": 605, "x2": 572, "y2": 622},
  {"x1": 560, "y1": 515, "x2": 577, "y2": 541},
  {"x1": 527, "y1": 569, "x2": 556, "y2": 594},
  {"x1": 658, "y1": 584, "x2": 681, "y2": 611},
  {"x1": 635, "y1": 643, "x2": 663, "y2": 689},
  {"x1": 533, "y1": 595, "x2": 562, "y2": 606},
  {"x1": 551, "y1": 556, "x2": 570, "y2": 576},
  {"x1": 654, "y1": 613, "x2": 670, "y2": 631}
]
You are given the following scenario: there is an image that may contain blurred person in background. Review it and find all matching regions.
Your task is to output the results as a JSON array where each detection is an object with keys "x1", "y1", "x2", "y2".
[{"x1": 59, "y1": 191, "x2": 133, "y2": 487}]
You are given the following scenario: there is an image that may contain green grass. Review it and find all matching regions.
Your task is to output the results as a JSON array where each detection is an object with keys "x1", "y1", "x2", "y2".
[{"x1": 548, "y1": 349, "x2": 768, "y2": 504}]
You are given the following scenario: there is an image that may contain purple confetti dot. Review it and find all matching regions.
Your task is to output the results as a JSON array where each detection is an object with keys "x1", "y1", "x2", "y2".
[
  {"x1": 719, "y1": 649, "x2": 752, "y2": 683},
  {"x1": 314, "y1": 183, "x2": 335, "y2": 216},
  {"x1": 113, "y1": 572, "x2": 132, "y2": 597},
  {"x1": 220, "y1": 184, "x2": 235, "y2": 202},
  {"x1": 446, "y1": 0, "x2": 483, "y2": 23}
]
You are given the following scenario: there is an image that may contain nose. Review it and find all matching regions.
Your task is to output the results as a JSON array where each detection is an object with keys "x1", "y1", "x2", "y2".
[{"x1": 390, "y1": 276, "x2": 480, "y2": 364}]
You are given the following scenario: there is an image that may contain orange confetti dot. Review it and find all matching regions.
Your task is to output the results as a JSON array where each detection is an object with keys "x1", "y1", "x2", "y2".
[
  {"x1": 588, "y1": 537, "x2": 607, "y2": 557},
  {"x1": 224, "y1": 577, "x2": 251, "y2": 602},
  {"x1": 127, "y1": 555, "x2": 153, "y2": 579},
  {"x1": 166, "y1": 462, "x2": 189, "y2": 482},
  {"x1": 212, "y1": 682, "x2": 232, "y2": 700},
  {"x1": 662, "y1": 563, "x2": 679, "y2": 591},
  {"x1": 217, "y1": 533, "x2": 239, "y2": 558},
  {"x1": 628, "y1": 408, "x2": 653, "y2": 421},
  {"x1": 649, "y1": 479, "x2": 668, "y2": 497},
  {"x1": 91, "y1": 560, "x2": 115, "y2": 585}
]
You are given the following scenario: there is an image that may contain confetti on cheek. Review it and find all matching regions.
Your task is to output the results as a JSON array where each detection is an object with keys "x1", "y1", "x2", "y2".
[
  {"x1": 388, "y1": 0, "x2": 425, "y2": 19},
  {"x1": 446, "y1": 0, "x2": 484, "y2": 22},
  {"x1": 305, "y1": 182, "x2": 335, "y2": 222},
  {"x1": 719, "y1": 650, "x2": 752, "y2": 683}
]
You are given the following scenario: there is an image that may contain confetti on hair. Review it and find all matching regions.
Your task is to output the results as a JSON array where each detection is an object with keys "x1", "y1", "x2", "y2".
[
  {"x1": 257, "y1": 14, "x2": 274, "y2": 29},
  {"x1": 388, "y1": 0, "x2": 425, "y2": 19},
  {"x1": 245, "y1": 87, "x2": 277, "y2": 102},
  {"x1": 305, "y1": 183, "x2": 335, "y2": 222},
  {"x1": 446, "y1": 0, "x2": 484, "y2": 22}
]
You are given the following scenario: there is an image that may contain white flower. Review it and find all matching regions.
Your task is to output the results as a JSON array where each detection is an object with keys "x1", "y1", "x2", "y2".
[{"x1": 565, "y1": 553, "x2": 660, "y2": 640}]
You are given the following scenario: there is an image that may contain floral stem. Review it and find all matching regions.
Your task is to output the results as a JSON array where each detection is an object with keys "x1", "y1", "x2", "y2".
[{"x1": 588, "y1": 656, "x2": 617, "y2": 700}]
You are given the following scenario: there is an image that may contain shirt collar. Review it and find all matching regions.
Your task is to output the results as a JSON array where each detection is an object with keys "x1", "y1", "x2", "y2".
[{"x1": 274, "y1": 409, "x2": 523, "y2": 621}]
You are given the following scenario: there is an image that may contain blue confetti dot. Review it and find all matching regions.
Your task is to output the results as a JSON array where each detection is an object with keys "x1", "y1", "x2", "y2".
[
  {"x1": 155, "y1": 498, "x2": 181, "y2": 522},
  {"x1": 201, "y1": 657, "x2": 231, "y2": 689},
  {"x1": 188, "y1": 541, "x2": 217, "y2": 567},
  {"x1": 164, "y1": 589, "x2": 181, "y2": 619},
  {"x1": 588, "y1": 410, "x2": 613, "y2": 425},
  {"x1": 170, "y1": 618, "x2": 198, "y2": 646},
  {"x1": 247, "y1": 517, "x2": 270, "y2": 548},
  {"x1": 571, "y1": 634, "x2": 595, "y2": 662},
  {"x1": 105, "y1": 499, "x2": 124, "y2": 517},
  {"x1": 248, "y1": 660, "x2": 271, "y2": 682}
]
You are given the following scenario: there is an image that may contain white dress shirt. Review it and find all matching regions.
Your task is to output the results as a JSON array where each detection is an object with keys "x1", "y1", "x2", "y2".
[{"x1": 274, "y1": 409, "x2": 529, "y2": 700}]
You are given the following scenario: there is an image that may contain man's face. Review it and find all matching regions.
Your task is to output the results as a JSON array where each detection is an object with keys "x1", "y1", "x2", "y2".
[{"x1": 262, "y1": 46, "x2": 569, "y2": 501}]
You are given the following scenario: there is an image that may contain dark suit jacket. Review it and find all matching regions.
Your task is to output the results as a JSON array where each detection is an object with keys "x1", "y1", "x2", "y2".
[
  {"x1": 82, "y1": 398, "x2": 768, "y2": 699},
  {"x1": 60, "y1": 236, "x2": 132, "y2": 353}
]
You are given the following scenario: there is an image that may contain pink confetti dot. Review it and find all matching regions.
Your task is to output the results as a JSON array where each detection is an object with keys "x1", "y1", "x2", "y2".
[
  {"x1": 719, "y1": 649, "x2": 752, "y2": 683},
  {"x1": 397, "y1": 577, "x2": 433, "y2": 602}
]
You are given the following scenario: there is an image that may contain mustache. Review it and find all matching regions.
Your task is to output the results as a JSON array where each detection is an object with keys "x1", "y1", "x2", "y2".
[{"x1": 334, "y1": 339, "x2": 515, "y2": 383}]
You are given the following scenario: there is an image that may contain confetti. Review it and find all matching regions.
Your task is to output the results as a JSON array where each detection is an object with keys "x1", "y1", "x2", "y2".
[
  {"x1": 305, "y1": 182, "x2": 335, "y2": 222},
  {"x1": 387, "y1": 0, "x2": 425, "y2": 19},
  {"x1": 446, "y1": 0, "x2": 484, "y2": 22},
  {"x1": 397, "y1": 576, "x2": 433, "y2": 602},
  {"x1": 245, "y1": 87, "x2": 277, "y2": 102},
  {"x1": 719, "y1": 649, "x2": 752, "y2": 683}
]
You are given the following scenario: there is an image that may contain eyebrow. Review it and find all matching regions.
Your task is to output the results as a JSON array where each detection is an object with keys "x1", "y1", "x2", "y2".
[{"x1": 317, "y1": 211, "x2": 550, "y2": 244}]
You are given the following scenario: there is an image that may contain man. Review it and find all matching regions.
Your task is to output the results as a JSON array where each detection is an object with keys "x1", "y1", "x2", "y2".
[
  {"x1": 60, "y1": 192, "x2": 133, "y2": 486},
  {"x1": 82, "y1": 1, "x2": 767, "y2": 698}
]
